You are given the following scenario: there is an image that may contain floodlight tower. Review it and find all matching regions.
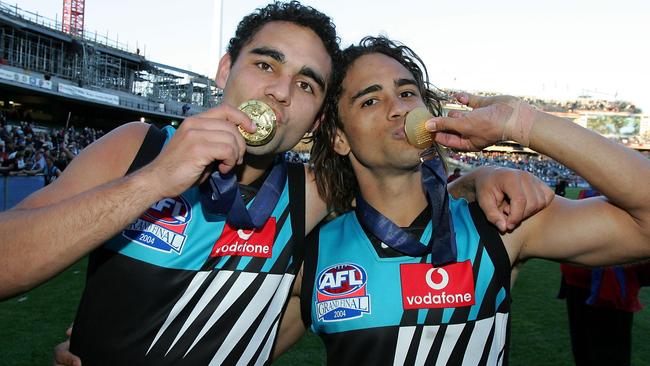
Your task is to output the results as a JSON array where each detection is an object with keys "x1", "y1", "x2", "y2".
[{"x1": 62, "y1": 0, "x2": 85, "y2": 37}]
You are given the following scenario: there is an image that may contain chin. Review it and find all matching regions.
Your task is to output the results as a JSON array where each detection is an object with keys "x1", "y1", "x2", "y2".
[
  {"x1": 245, "y1": 136, "x2": 287, "y2": 157},
  {"x1": 246, "y1": 144, "x2": 276, "y2": 156}
]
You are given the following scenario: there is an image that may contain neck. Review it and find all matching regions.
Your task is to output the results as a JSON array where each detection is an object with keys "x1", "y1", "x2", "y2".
[
  {"x1": 355, "y1": 166, "x2": 428, "y2": 227},
  {"x1": 236, "y1": 153, "x2": 277, "y2": 185}
]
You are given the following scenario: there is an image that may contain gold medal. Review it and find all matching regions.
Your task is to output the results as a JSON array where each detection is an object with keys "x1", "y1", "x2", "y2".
[
  {"x1": 237, "y1": 100, "x2": 277, "y2": 146},
  {"x1": 404, "y1": 107, "x2": 434, "y2": 149}
]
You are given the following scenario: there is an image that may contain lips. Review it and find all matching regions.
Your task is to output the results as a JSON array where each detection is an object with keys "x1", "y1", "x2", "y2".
[{"x1": 265, "y1": 102, "x2": 283, "y2": 126}]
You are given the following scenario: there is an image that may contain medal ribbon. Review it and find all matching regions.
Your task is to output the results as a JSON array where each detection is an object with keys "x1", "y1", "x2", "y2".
[
  {"x1": 200, "y1": 155, "x2": 287, "y2": 229},
  {"x1": 355, "y1": 157, "x2": 457, "y2": 265}
]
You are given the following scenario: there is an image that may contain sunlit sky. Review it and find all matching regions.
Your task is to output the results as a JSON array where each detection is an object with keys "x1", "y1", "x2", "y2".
[{"x1": 9, "y1": 0, "x2": 650, "y2": 111}]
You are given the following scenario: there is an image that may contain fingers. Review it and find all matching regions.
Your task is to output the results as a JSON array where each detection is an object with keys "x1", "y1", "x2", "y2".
[
  {"x1": 478, "y1": 189, "x2": 508, "y2": 232},
  {"x1": 187, "y1": 117, "x2": 248, "y2": 163},
  {"x1": 505, "y1": 190, "x2": 527, "y2": 231},
  {"x1": 174, "y1": 116, "x2": 247, "y2": 167},
  {"x1": 53, "y1": 340, "x2": 82, "y2": 366},
  {"x1": 426, "y1": 114, "x2": 467, "y2": 134},
  {"x1": 433, "y1": 132, "x2": 476, "y2": 151},
  {"x1": 454, "y1": 93, "x2": 486, "y2": 109},
  {"x1": 540, "y1": 180, "x2": 555, "y2": 207},
  {"x1": 502, "y1": 171, "x2": 554, "y2": 230},
  {"x1": 190, "y1": 130, "x2": 245, "y2": 170},
  {"x1": 446, "y1": 110, "x2": 466, "y2": 118},
  {"x1": 193, "y1": 104, "x2": 256, "y2": 133}
]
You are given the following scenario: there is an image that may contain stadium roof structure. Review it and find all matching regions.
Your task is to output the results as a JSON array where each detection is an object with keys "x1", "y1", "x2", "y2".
[{"x1": 0, "y1": 1, "x2": 221, "y2": 129}]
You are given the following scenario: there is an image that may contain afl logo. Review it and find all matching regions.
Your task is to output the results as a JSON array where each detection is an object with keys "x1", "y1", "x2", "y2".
[
  {"x1": 143, "y1": 196, "x2": 191, "y2": 225},
  {"x1": 317, "y1": 263, "x2": 367, "y2": 297}
]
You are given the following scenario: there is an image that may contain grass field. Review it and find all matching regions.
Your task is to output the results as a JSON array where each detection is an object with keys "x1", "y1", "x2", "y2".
[{"x1": 1, "y1": 257, "x2": 649, "y2": 365}]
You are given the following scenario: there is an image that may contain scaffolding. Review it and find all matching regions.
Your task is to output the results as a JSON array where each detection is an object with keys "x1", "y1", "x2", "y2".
[{"x1": 0, "y1": 1, "x2": 219, "y2": 111}]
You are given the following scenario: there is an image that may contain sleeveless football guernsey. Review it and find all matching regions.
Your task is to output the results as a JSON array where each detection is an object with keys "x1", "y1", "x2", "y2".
[
  {"x1": 70, "y1": 126, "x2": 305, "y2": 365},
  {"x1": 302, "y1": 199, "x2": 511, "y2": 366}
]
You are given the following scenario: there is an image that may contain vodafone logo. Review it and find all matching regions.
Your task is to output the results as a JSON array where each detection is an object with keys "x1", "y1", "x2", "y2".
[
  {"x1": 237, "y1": 229, "x2": 255, "y2": 241},
  {"x1": 425, "y1": 268, "x2": 449, "y2": 290},
  {"x1": 400, "y1": 261, "x2": 475, "y2": 310},
  {"x1": 211, "y1": 218, "x2": 276, "y2": 258}
]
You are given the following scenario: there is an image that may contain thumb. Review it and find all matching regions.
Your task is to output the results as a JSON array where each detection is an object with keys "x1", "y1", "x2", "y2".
[
  {"x1": 53, "y1": 340, "x2": 82, "y2": 366},
  {"x1": 425, "y1": 115, "x2": 470, "y2": 135}
]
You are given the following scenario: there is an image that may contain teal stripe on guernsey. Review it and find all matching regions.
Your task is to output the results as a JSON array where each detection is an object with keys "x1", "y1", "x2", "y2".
[
  {"x1": 103, "y1": 126, "x2": 293, "y2": 271},
  {"x1": 442, "y1": 197, "x2": 480, "y2": 323},
  {"x1": 450, "y1": 198, "x2": 499, "y2": 321},
  {"x1": 105, "y1": 187, "x2": 226, "y2": 270},
  {"x1": 161, "y1": 125, "x2": 175, "y2": 145},
  {"x1": 496, "y1": 287, "x2": 506, "y2": 310},
  {"x1": 469, "y1": 247, "x2": 496, "y2": 320}
]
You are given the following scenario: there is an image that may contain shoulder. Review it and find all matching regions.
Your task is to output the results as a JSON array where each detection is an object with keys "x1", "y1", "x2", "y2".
[{"x1": 17, "y1": 122, "x2": 151, "y2": 209}]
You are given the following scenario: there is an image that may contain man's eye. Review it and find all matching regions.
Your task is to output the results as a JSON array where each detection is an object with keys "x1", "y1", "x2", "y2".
[
  {"x1": 256, "y1": 62, "x2": 272, "y2": 72},
  {"x1": 401, "y1": 91, "x2": 416, "y2": 98},
  {"x1": 361, "y1": 99, "x2": 377, "y2": 108},
  {"x1": 297, "y1": 81, "x2": 314, "y2": 94}
]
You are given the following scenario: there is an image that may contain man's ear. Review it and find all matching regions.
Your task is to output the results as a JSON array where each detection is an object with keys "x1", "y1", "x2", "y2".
[
  {"x1": 215, "y1": 53, "x2": 232, "y2": 89},
  {"x1": 333, "y1": 128, "x2": 351, "y2": 156}
]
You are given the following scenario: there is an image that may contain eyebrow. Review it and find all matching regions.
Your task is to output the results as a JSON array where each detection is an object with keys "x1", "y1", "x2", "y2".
[
  {"x1": 396, "y1": 78, "x2": 418, "y2": 88},
  {"x1": 299, "y1": 66, "x2": 326, "y2": 93},
  {"x1": 349, "y1": 78, "x2": 419, "y2": 105},
  {"x1": 350, "y1": 84, "x2": 382, "y2": 104},
  {"x1": 250, "y1": 47, "x2": 285, "y2": 63},
  {"x1": 250, "y1": 47, "x2": 326, "y2": 93}
]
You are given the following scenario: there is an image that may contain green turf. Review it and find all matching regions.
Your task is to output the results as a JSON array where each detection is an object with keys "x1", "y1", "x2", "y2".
[
  {"x1": 1, "y1": 258, "x2": 649, "y2": 365},
  {"x1": 0, "y1": 259, "x2": 87, "y2": 365}
]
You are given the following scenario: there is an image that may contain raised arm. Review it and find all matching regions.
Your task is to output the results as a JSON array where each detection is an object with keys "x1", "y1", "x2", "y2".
[
  {"x1": 428, "y1": 93, "x2": 650, "y2": 266},
  {"x1": 306, "y1": 162, "x2": 553, "y2": 234},
  {"x1": 0, "y1": 105, "x2": 254, "y2": 299}
]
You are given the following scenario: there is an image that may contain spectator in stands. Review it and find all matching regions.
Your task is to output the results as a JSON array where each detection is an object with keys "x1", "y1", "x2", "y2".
[
  {"x1": 67, "y1": 141, "x2": 79, "y2": 156},
  {"x1": 554, "y1": 177, "x2": 568, "y2": 197},
  {"x1": 447, "y1": 167, "x2": 462, "y2": 183},
  {"x1": 43, "y1": 156, "x2": 62, "y2": 185},
  {"x1": 52, "y1": 150, "x2": 70, "y2": 171},
  {"x1": 43, "y1": 135, "x2": 54, "y2": 150},
  {"x1": 10, "y1": 149, "x2": 45, "y2": 176},
  {"x1": 0, "y1": 140, "x2": 6, "y2": 163},
  {"x1": 13, "y1": 150, "x2": 25, "y2": 171}
]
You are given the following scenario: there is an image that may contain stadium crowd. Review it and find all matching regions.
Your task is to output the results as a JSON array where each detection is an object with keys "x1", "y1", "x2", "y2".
[
  {"x1": 0, "y1": 113, "x2": 104, "y2": 184},
  {"x1": 468, "y1": 91, "x2": 641, "y2": 114},
  {"x1": 2, "y1": 106, "x2": 646, "y2": 189},
  {"x1": 449, "y1": 151, "x2": 586, "y2": 187}
]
